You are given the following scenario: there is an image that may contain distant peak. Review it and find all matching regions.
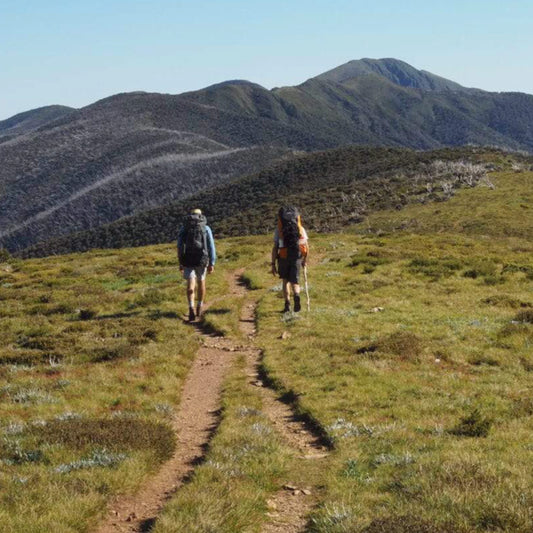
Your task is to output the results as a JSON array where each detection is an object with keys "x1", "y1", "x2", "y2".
[
  {"x1": 312, "y1": 58, "x2": 470, "y2": 93},
  {"x1": 202, "y1": 79, "x2": 266, "y2": 91}
]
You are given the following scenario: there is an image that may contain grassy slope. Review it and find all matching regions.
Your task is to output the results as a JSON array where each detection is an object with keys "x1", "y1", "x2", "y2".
[
  {"x1": 0, "y1": 244, "x2": 235, "y2": 532},
  {"x1": 251, "y1": 168, "x2": 532, "y2": 531},
  {"x1": 1, "y1": 168, "x2": 531, "y2": 532}
]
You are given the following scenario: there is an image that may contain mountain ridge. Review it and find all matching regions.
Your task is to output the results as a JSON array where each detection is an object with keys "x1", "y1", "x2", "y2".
[
  {"x1": 312, "y1": 57, "x2": 475, "y2": 92},
  {"x1": 2, "y1": 58, "x2": 533, "y2": 253}
]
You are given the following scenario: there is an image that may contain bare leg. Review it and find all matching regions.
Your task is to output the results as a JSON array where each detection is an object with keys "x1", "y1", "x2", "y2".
[
  {"x1": 292, "y1": 283, "x2": 300, "y2": 296},
  {"x1": 187, "y1": 278, "x2": 196, "y2": 309},
  {"x1": 197, "y1": 279, "x2": 206, "y2": 315},
  {"x1": 283, "y1": 279, "x2": 291, "y2": 303}
]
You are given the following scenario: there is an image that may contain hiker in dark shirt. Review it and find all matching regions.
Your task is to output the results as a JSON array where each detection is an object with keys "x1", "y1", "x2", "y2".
[
  {"x1": 177, "y1": 209, "x2": 216, "y2": 321},
  {"x1": 271, "y1": 206, "x2": 309, "y2": 313}
]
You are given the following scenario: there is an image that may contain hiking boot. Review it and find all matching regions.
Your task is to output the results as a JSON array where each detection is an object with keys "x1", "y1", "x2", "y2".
[
  {"x1": 188, "y1": 308, "x2": 196, "y2": 322},
  {"x1": 196, "y1": 305, "x2": 203, "y2": 318},
  {"x1": 294, "y1": 295, "x2": 301, "y2": 313},
  {"x1": 282, "y1": 301, "x2": 291, "y2": 313}
]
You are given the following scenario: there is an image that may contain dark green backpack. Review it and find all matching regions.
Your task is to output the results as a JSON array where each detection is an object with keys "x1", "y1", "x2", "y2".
[{"x1": 182, "y1": 214, "x2": 208, "y2": 268}]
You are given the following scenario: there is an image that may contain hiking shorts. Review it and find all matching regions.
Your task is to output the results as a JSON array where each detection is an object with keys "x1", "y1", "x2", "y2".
[
  {"x1": 183, "y1": 266, "x2": 207, "y2": 281},
  {"x1": 277, "y1": 257, "x2": 301, "y2": 285}
]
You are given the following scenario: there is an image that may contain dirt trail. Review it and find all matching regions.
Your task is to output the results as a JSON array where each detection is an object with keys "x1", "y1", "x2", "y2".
[
  {"x1": 94, "y1": 268, "x2": 327, "y2": 533},
  {"x1": 232, "y1": 273, "x2": 329, "y2": 533},
  {"x1": 94, "y1": 312, "x2": 235, "y2": 532}
]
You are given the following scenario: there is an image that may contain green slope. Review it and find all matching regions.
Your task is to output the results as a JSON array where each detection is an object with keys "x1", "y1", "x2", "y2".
[{"x1": 1, "y1": 166, "x2": 532, "y2": 532}]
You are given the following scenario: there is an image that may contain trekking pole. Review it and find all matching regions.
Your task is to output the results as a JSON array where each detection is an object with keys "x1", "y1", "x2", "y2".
[{"x1": 304, "y1": 265, "x2": 311, "y2": 312}]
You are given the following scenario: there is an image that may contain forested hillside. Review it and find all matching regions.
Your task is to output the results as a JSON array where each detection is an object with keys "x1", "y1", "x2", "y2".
[
  {"x1": 0, "y1": 105, "x2": 74, "y2": 141},
  {"x1": 20, "y1": 146, "x2": 522, "y2": 258},
  {"x1": 3, "y1": 58, "x2": 533, "y2": 253}
]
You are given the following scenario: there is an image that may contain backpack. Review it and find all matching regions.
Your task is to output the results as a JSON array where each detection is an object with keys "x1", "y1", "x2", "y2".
[
  {"x1": 181, "y1": 213, "x2": 208, "y2": 268},
  {"x1": 277, "y1": 206, "x2": 308, "y2": 260}
]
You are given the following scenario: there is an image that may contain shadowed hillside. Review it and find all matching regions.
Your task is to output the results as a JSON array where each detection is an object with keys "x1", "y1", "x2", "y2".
[
  {"x1": 20, "y1": 146, "x2": 523, "y2": 258},
  {"x1": 0, "y1": 105, "x2": 75, "y2": 141},
  {"x1": 3, "y1": 58, "x2": 533, "y2": 252}
]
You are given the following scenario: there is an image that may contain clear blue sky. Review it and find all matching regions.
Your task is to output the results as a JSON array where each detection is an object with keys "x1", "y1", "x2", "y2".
[{"x1": 1, "y1": 0, "x2": 532, "y2": 120}]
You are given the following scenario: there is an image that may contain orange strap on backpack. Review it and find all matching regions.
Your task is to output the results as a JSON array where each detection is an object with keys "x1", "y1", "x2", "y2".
[{"x1": 277, "y1": 215, "x2": 308, "y2": 259}]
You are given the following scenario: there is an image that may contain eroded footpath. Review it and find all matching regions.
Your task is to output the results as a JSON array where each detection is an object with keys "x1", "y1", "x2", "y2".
[{"x1": 94, "y1": 269, "x2": 328, "y2": 533}]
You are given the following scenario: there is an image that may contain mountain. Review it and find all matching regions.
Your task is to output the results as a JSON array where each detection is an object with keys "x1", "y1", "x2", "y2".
[
  {"x1": 3, "y1": 58, "x2": 533, "y2": 253},
  {"x1": 20, "y1": 145, "x2": 519, "y2": 258},
  {"x1": 0, "y1": 105, "x2": 75, "y2": 140},
  {"x1": 313, "y1": 57, "x2": 473, "y2": 92},
  {"x1": 0, "y1": 93, "x2": 293, "y2": 252}
]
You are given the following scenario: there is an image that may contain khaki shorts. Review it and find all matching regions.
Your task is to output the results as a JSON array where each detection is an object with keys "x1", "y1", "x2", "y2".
[{"x1": 183, "y1": 266, "x2": 207, "y2": 281}]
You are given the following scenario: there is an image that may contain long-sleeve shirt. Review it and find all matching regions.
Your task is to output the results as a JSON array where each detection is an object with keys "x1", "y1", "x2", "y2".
[{"x1": 177, "y1": 225, "x2": 216, "y2": 266}]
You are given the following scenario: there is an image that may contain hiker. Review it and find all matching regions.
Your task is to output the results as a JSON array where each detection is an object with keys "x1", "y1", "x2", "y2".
[
  {"x1": 177, "y1": 209, "x2": 216, "y2": 321},
  {"x1": 271, "y1": 206, "x2": 309, "y2": 313}
]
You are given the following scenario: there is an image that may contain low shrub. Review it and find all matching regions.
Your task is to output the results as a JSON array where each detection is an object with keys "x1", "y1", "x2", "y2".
[
  {"x1": 450, "y1": 408, "x2": 492, "y2": 438},
  {"x1": 0, "y1": 248, "x2": 10, "y2": 262},
  {"x1": 88, "y1": 342, "x2": 140, "y2": 363},
  {"x1": 515, "y1": 309, "x2": 533, "y2": 324},
  {"x1": 349, "y1": 251, "x2": 390, "y2": 269},
  {"x1": 31, "y1": 417, "x2": 175, "y2": 462},
  {"x1": 468, "y1": 354, "x2": 500, "y2": 367},
  {"x1": 462, "y1": 260, "x2": 497, "y2": 280},
  {"x1": 482, "y1": 295, "x2": 532, "y2": 308},
  {"x1": 0, "y1": 440, "x2": 46, "y2": 465},
  {"x1": 78, "y1": 308, "x2": 97, "y2": 320},
  {"x1": 358, "y1": 331, "x2": 424, "y2": 361},
  {"x1": 408, "y1": 257, "x2": 462, "y2": 280}
]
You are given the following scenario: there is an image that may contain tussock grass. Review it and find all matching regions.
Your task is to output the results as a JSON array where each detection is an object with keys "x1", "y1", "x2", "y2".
[{"x1": 239, "y1": 270, "x2": 264, "y2": 290}]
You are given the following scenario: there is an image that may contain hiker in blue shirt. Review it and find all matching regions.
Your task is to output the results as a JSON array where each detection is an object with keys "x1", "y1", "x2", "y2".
[{"x1": 177, "y1": 209, "x2": 216, "y2": 322}]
